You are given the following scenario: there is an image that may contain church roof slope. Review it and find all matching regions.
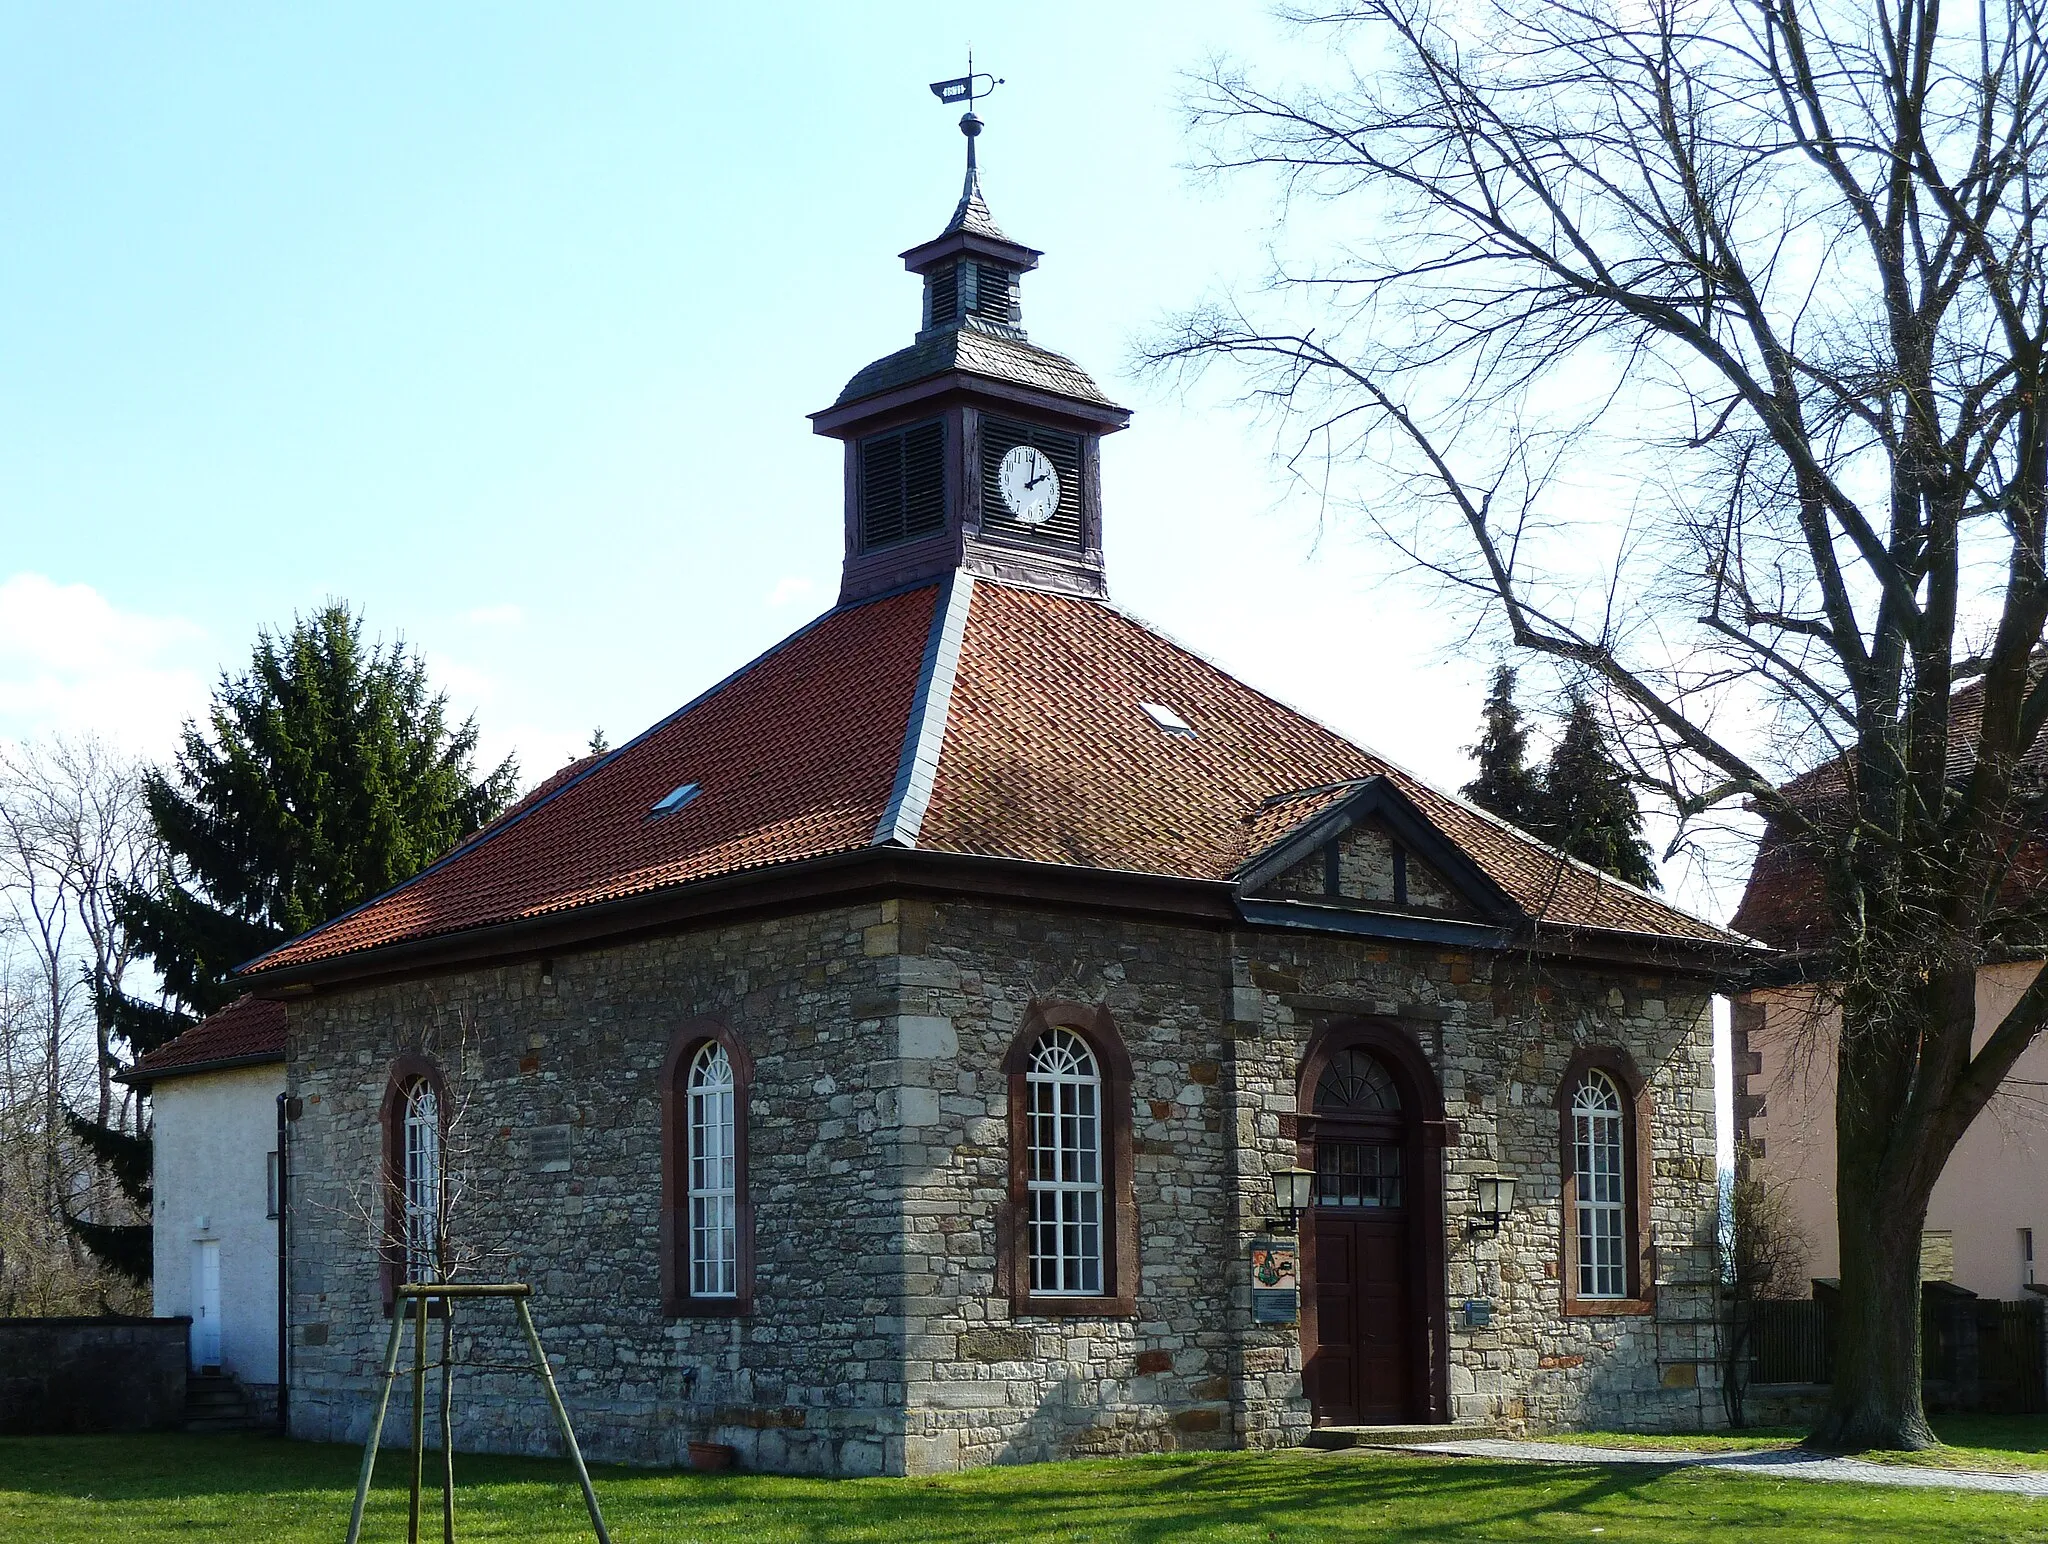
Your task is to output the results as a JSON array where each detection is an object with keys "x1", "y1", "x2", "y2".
[
  {"x1": 833, "y1": 327, "x2": 1114, "y2": 410},
  {"x1": 243, "y1": 577, "x2": 1736, "y2": 982},
  {"x1": 129, "y1": 995, "x2": 285, "y2": 1084},
  {"x1": 919, "y1": 583, "x2": 1733, "y2": 944},
  {"x1": 244, "y1": 584, "x2": 941, "y2": 974}
]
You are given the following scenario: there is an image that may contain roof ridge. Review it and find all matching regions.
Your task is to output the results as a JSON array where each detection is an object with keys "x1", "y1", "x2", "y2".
[
  {"x1": 238, "y1": 587, "x2": 934, "y2": 978},
  {"x1": 873, "y1": 572, "x2": 976, "y2": 848}
]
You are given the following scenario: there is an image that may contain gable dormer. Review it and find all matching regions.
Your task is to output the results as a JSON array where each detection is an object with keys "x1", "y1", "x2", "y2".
[
  {"x1": 1236, "y1": 777, "x2": 1522, "y2": 938},
  {"x1": 809, "y1": 111, "x2": 1130, "y2": 604}
]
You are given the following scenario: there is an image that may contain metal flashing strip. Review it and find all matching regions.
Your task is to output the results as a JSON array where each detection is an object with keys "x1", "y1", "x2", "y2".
[
  {"x1": 1235, "y1": 899, "x2": 1514, "y2": 950},
  {"x1": 873, "y1": 571, "x2": 975, "y2": 849}
]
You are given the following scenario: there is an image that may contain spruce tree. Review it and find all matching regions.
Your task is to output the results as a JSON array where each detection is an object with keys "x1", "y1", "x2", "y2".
[
  {"x1": 78, "y1": 605, "x2": 517, "y2": 1278},
  {"x1": 1535, "y1": 693, "x2": 1660, "y2": 891},
  {"x1": 1461, "y1": 665, "x2": 1542, "y2": 827}
]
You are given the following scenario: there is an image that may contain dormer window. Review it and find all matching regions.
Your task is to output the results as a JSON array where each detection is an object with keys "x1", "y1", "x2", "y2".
[{"x1": 860, "y1": 420, "x2": 947, "y2": 549}]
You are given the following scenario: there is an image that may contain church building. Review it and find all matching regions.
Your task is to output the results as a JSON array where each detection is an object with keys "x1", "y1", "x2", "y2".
[{"x1": 245, "y1": 114, "x2": 1742, "y2": 1475}]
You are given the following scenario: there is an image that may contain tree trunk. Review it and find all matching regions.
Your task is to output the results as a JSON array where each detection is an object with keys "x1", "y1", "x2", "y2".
[{"x1": 1812, "y1": 1154, "x2": 1937, "y2": 1449}]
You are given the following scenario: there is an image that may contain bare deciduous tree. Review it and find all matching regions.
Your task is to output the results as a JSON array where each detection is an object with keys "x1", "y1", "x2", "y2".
[
  {"x1": 1149, "y1": 0, "x2": 2048, "y2": 1447},
  {"x1": 0, "y1": 738, "x2": 161, "y2": 1310}
]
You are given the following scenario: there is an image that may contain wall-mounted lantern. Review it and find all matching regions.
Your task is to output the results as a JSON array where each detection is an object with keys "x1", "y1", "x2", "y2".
[
  {"x1": 1266, "y1": 1167, "x2": 1315, "y2": 1233},
  {"x1": 1472, "y1": 1173, "x2": 1517, "y2": 1233}
]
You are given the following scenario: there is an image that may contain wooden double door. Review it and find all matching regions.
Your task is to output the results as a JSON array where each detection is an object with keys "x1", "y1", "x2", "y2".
[
  {"x1": 1307, "y1": 1211, "x2": 1412, "y2": 1424},
  {"x1": 1299, "y1": 1041, "x2": 1441, "y2": 1427}
]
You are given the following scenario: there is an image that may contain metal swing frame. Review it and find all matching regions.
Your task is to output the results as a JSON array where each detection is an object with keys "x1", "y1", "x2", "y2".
[{"x1": 344, "y1": 1283, "x2": 610, "y2": 1544}]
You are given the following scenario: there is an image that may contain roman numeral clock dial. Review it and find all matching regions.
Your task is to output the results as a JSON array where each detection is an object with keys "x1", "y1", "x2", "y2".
[{"x1": 997, "y1": 444, "x2": 1060, "y2": 526}]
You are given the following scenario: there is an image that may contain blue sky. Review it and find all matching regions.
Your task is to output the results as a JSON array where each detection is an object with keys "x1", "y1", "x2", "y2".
[{"x1": 0, "y1": 3, "x2": 1631, "y2": 897}]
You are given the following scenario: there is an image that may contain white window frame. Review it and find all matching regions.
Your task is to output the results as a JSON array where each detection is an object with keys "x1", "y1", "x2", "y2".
[
  {"x1": 687, "y1": 1042, "x2": 738, "y2": 1299},
  {"x1": 402, "y1": 1080, "x2": 442, "y2": 1285},
  {"x1": 1026, "y1": 1028, "x2": 1105, "y2": 1295},
  {"x1": 1572, "y1": 1070, "x2": 1628, "y2": 1300}
]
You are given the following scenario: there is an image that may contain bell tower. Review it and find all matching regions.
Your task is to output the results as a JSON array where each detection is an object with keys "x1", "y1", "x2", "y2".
[{"x1": 810, "y1": 95, "x2": 1131, "y2": 604}]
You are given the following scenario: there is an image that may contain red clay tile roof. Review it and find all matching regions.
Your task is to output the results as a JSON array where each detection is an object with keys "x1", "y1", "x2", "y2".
[
  {"x1": 244, "y1": 576, "x2": 1736, "y2": 978},
  {"x1": 247, "y1": 586, "x2": 940, "y2": 972},
  {"x1": 132, "y1": 995, "x2": 285, "y2": 1082},
  {"x1": 920, "y1": 584, "x2": 1731, "y2": 943},
  {"x1": 1731, "y1": 669, "x2": 2048, "y2": 949}
]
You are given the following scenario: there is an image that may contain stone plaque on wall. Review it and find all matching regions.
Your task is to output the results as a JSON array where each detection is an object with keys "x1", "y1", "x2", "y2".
[{"x1": 530, "y1": 1125, "x2": 572, "y2": 1173}]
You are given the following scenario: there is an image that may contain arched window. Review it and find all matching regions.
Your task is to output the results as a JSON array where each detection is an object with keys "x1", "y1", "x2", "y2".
[
  {"x1": 1571, "y1": 1071, "x2": 1626, "y2": 1299},
  {"x1": 1003, "y1": 1002, "x2": 1136, "y2": 1315},
  {"x1": 687, "y1": 1042, "x2": 738, "y2": 1298},
  {"x1": 1312, "y1": 1047, "x2": 1403, "y2": 1209},
  {"x1": 1556, "y1": 1051, "x2": 1652, "y2": 1313},
  {"x1": 379, "y1": 1055, "x2": 447, "y2": 1310},
  {"x1": 1026, "y1": 1028, "x2": 1103, "y2": 1294},
  {"x1": 661, "y1": 1019, "x2": 752, "y2": 1315},
  {"x1": 401, "y1": 1078, "x2": 443, "y2": 1285}
]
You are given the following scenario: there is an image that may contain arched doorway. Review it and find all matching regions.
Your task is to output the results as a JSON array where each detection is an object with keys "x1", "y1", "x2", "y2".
[{"x1": 1297, "y1": 1025, "x2": 1447, "y2": 1425}]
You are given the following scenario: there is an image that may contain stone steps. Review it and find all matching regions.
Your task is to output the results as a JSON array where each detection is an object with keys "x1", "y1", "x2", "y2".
[
  {"x1": 1306, "y1": 1422, "x2": 1498, "y2": 1449},
  {"x1": 184, "y1": 1371, "x2": 260, "y2": 1433}
]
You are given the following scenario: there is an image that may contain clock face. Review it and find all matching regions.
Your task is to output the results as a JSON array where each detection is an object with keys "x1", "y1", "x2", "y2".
[{"x1": 997, "y1": 444, "x2": 1060, "y2": 526}]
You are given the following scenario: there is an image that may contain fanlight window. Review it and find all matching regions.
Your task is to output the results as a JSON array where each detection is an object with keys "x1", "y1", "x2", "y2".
[
  {"x1": 401, "y1": 1080, "x2": 442, "y2": 1285},
  {"x1": 687, "y1": 1043, "x2": 738, "y2": 1298},
  {"x1": 1572, "y1": 1070, "x2": 1628, "y2": 1299},
  {"x1": 1314, "y1": 1047, "x2": 1401, "y2": 1115},
  {"x1": 1026, "y1": 1028, "x2": 1103, "y2": 1295}
]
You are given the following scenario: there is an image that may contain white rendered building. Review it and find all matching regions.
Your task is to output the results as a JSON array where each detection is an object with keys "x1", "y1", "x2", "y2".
[{"x1": 133, "y1": 996, "x2": 286, "y2": 1406}]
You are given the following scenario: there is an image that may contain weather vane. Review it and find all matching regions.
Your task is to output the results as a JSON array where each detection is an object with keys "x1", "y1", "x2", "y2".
[{"x1": 929, "y1": 50, "x2": 1003, "y2": 168}]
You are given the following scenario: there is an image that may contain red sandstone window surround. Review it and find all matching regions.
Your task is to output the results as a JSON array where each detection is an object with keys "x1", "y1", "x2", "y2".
[
  {"x1": 1001, "y1": 1001, "x2": 1138, "y2": 1317},
  {"x1": 377, "y1": 1053, "x2": 448, "y2": 1315},
  {"x1": 660, "y1": 1017, "x2": 754, "y2": 1316},
  {"x1": 1556, "y1": 1047, "x2": 1655, "y2": 1316}
]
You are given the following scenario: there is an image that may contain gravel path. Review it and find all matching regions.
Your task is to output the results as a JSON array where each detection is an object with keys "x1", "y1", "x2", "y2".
[{"x1": 1386, "y1": 1437, "x2": 2048, "y2": 1497}]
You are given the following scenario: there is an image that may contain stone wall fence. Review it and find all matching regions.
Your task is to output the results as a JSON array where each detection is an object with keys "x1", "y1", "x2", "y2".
[{"x1": 0, "y1": 1316, "x2": 190, "y2": 1434}]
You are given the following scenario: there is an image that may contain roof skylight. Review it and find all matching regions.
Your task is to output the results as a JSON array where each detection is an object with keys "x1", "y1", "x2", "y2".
[
  {"x1": 1139, "y1": 702, "x2": 1196, "y2": 738},
  {"x1": 649, "y1": 782, "x2": 702, "y2": 817}
]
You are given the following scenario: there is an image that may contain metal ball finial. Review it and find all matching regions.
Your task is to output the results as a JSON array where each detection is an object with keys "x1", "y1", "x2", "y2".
[{"x1": 960, "y1": 111, "x2": 983, "y2": 138}]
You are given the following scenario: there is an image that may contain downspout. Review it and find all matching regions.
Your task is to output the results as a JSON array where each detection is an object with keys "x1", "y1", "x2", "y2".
[{"x1": 276, "y1": 1089, "x2": 290, "y2": 1436}]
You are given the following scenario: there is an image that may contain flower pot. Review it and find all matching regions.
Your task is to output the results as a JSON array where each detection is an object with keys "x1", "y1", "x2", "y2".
[{"x1": 688, "y1": 1441, "x2": 737, "y2": 1472}]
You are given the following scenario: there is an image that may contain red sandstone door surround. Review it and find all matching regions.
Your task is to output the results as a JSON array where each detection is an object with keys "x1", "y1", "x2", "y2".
[{"x1": 1296, "y1": 1020, "x2": 1450, "y2": 1426}]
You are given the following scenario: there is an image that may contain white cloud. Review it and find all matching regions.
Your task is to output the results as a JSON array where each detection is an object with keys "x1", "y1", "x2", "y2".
[
  {"x1": 766, "y1": 576, "x2": 817, "y2": 609},
  {"x1": 0, "y1": 573, "x2": 209, "y2": 753}
]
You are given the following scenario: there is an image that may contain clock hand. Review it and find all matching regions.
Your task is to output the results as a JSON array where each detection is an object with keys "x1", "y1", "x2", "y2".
[{"x1": 1026, "y1": 472, "x2": 1048, "y2": 489}]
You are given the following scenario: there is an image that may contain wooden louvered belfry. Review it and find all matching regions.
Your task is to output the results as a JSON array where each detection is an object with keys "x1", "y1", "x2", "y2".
[{"x1": 811, "y1": 108, "x2": 1132, "y2": 605}]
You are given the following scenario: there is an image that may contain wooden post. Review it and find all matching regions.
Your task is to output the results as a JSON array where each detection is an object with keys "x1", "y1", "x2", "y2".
[
  {"x1": 440, "y1": 1302, "x2": 457, "y2": 1544},
  {"x1": 344, "y1": 1308, "x2": 409, "y2": 1544},
  {"x1": 409, "y1": 1291, "x2": 428, "y2": 1544},
  {"x1": 515, "y1": 1297, "x2": 612, "y2": 1544}
]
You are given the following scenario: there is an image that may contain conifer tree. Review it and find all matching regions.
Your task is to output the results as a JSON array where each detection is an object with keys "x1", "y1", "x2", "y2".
[
  {"x1": 112, "y1": 604, "x2": 518, "y2": 1033},
  {"x1": 77, "y1": 606, "x2": 517, "y2": 1279},
  {"x1": 1536, "y1": 694, "x2": 1659, "y2": 891},
  {"x1": 1461, "y1": 665, "x2": 1542, "y2": 827}
]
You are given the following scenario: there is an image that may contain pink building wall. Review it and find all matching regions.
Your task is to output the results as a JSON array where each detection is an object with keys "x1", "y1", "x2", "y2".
[{"x1": 1739, "y1": 962, "x2": 2048, "y2": 1300}]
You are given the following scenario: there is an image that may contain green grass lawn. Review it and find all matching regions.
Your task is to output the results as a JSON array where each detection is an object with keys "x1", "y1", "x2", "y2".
[
  {"x1": 0, "y1": 1434, "x2": 2041, "y2": 1543},
  {"x1": 1555, "y1": 1415, "x2": 2048, "y2": 1473}
]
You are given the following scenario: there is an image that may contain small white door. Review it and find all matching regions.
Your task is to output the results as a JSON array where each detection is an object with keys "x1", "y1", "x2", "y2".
[{"x1": 191, "y1": 1240, "x2": 221, "y2": 1370}]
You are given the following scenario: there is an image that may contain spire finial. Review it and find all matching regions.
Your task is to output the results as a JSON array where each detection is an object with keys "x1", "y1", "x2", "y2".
[{"x1": 929, "y1": 51, "x2": 1003, "y2": 182}]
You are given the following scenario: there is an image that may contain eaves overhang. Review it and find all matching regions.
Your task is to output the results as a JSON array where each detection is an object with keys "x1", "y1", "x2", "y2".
[
  {"x1": 239, "y1": 846, "x2": 1239, "y2": 997},
  {"x1": 809, "y1": 371, "x2": 1130, "y2": 439},
  {"x1": 120, "y1": 1050, "x2": 286, "y2": 1090},
  {"x1": 240, "y1": 839, "x2": 1764, "y2": 1001}
]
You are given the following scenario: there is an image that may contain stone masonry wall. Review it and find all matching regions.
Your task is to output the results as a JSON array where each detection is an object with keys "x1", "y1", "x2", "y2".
[
  {"x1": 285, "y1": 894, "x2": 1721, "y2": 1476},
  {"x1": 285, "y1": 904, "x2": 914, "y2": 1475}
]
